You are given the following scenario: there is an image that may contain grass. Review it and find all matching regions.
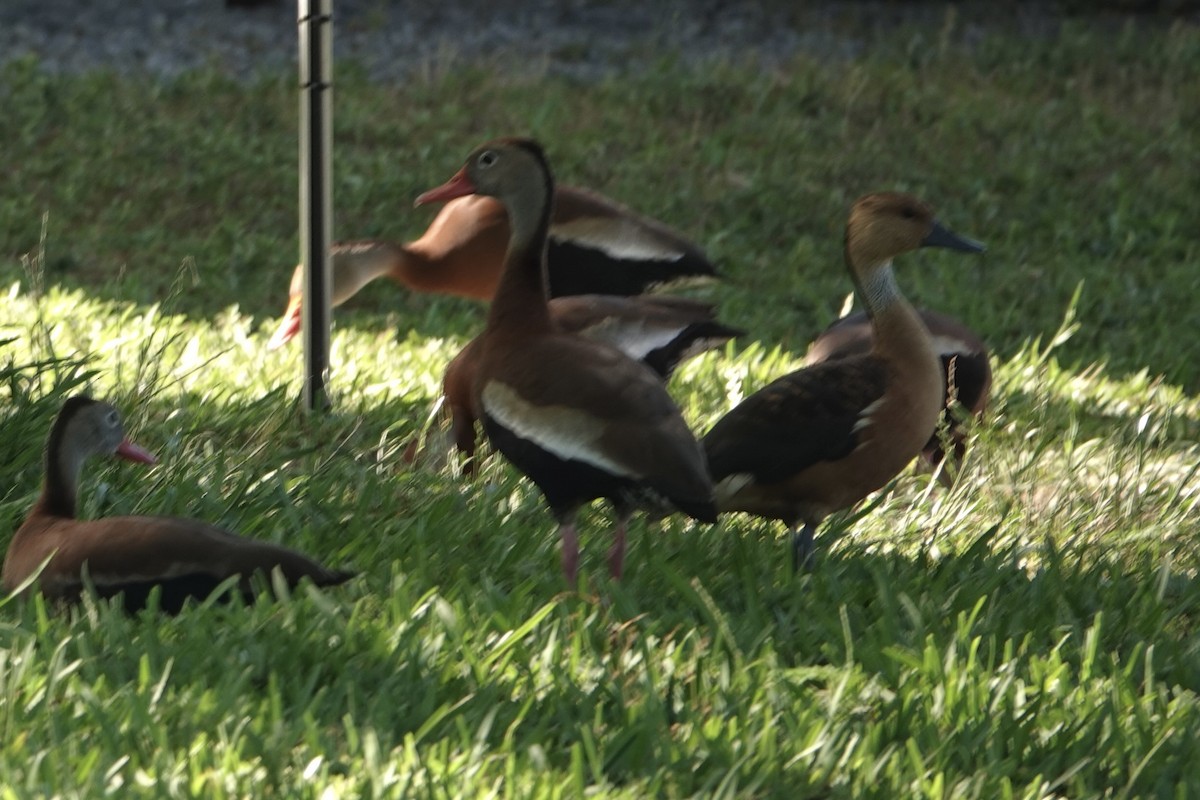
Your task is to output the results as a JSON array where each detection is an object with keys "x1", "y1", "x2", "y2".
[{"x1": 2, "y1": 11, "x2": 1200, "y2": 798}]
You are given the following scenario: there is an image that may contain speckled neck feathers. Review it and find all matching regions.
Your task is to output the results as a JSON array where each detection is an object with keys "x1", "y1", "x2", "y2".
[{"x1": 855, "y1": 260, "x2": 902, "y2": 317}]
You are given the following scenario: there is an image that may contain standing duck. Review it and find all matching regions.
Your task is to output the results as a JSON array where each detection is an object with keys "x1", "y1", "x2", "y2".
[
  {"x1": 702, "y1": 192, "x2": 985, "y2": 570},
  {"x1": 415, "y1": 139, "x2": 717, "y2": 583},
  {"x1": 2, "y1": 396, "x2": 354, "y2": 613},
  {"x1": 441, "y1": 294, "x2": 742, "y2": 472},
  {"x1": 806, "y1": 308, "x2": 992, "y2": 486},
  {"x1": 266, "y1": 186, "x2": 717, "y2": 349}
]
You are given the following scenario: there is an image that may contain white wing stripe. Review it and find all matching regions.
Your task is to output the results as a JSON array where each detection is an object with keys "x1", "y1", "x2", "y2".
[
  {"x1": 551, "y1": 220, "x2": 686, "y2": 262},
  {"x1": 481, "y1": 382, "x2": 640, "y2": 479}
]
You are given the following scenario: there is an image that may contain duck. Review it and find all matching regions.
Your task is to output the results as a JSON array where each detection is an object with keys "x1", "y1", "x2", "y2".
[
  {"x1": 266, "y1": 185, "x2": 717, "y2": 349},
  {"x1": 701, "y1": 192, "x2": 985, "y2": 570},
  {"x1": 2, "y1": 396, "x2": 354, "y2": 613},
  {"x1": 806, "y1": 308, "x2": 992, "y2": 486},
  {"x1": 441, "y1": 293, "x2": 743, "y2": 472},
  {"x1": 415, "y1": 138, "x2": 717, "y2": 583}
]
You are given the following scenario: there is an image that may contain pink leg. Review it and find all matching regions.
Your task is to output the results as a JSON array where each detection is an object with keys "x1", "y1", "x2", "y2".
[
  {"x1": 607, "y1": 513, "x2": 629, "y2": 580},
  {"x1": 560, "y1": 522, "x2": 580, "y2": 585}
]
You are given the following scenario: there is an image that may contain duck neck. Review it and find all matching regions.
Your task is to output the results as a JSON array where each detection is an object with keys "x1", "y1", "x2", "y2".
[
  {"x1": 330, "y1": 241, "x2": 407, "y2": 307},
  {"x1": 854, "y1": 261, "x2": 903, "y2": 317},
  {"x1": 852, "y1": 259, "x2": 933, "y2": 362},
  {"x1": 37, "y1": 424, "x2": 83, "y2": 518},
  {"x1": 486, "y1": 179, "x2": 554, "y2": 336}
]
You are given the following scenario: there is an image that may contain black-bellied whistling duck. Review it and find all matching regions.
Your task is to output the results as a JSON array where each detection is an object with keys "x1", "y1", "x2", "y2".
[
  {"x1": 2, "y1": 396, "x2": 354, "y2": 613},
  {"x1": 702, "y1": 192, "x2": 985, "y2": 570},
  {"x1": 415, "y1": 139, "x2": 717, "y2": 583},
  {"x1": 442, "y1": 294, "x2": 742, "y2": 472},
  {"x1": 266, "y1": 186, "x2": 716, "y2": 349},
  {"x1": 806, "y1": 308, "x2": 992, "y2": 486}
]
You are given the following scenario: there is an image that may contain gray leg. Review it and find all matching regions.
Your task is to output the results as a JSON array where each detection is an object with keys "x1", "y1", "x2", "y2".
[{"x1": 791, "y1": 523, "x2": 815, "y2": 573}]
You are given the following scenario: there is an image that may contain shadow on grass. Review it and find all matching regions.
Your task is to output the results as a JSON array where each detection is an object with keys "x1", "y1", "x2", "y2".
[{"x1": 5, "y1": 517, "x2": 1199, "y2": 795}]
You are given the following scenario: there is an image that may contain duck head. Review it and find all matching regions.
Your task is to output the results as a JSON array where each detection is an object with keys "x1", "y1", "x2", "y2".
[
  {"x1": 415, "y1": 138, "x2": 552, "y2": 245},
  {"x1": 845, "y1": 192, "x2": 985, "y2": 273},
  {"x1": 267, "y1": 250, "x2": 394, "y2": 350},
  {"x1": 53, "y1": 396, "x2": 159, "y2": 466},
  {"x1": 266, "y1": 266, "x2": 309, "y2": 350}
]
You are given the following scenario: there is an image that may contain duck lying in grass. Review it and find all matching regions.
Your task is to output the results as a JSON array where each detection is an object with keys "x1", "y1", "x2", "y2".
[{"x1": 2, "y1": 396, "x2": 354, "y2": 613}]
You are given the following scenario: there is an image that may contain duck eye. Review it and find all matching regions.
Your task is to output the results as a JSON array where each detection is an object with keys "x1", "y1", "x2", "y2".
[
  {"x1": 477, "y1": 150, "x2": 498, "y2": 169},
  {"x1": 106, "y1": 410, "x2": 120, "y2": 428},
  {"x1": 900, "y1": 206, "x2": 919, "y2": 220}
]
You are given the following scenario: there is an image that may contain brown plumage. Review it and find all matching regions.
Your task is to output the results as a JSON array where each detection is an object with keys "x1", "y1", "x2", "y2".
[
  {"x1": 703, "y1": 192, "x2": 985, "y2": 570},
  {"x1": 806, "y1": 308, "x2": 992, "y2": 486},
  {"x1": 441, "y1": 293, "x2": 741, "y2": 473},
  {"x1": 2, "y1": 396, "x2": 354, "y2": 613},
  {"x1": 415, "y1": 139, "x2": 716, "y2": 584},
  {"x1": 267, "y1": 186, "x2": 716, "y2": 349}
]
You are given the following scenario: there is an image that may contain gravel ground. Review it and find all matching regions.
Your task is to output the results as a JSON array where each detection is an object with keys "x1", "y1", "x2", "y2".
[
  {"x1": 0, "y1": 0, "x2": 834, "y2": 81},
  {"x1": 0, "y1": 0, "x2": 1084, "y2": 83}
]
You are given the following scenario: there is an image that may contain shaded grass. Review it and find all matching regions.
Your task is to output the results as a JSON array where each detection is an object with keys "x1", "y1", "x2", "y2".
[{"x1": 1, "y1": 14, "x2": 1199, "y2": 799}]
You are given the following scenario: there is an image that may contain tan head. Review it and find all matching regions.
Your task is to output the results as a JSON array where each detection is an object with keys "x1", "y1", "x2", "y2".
[{"x1": 845, "y1": 192, "x2": 985, "y2": 273}]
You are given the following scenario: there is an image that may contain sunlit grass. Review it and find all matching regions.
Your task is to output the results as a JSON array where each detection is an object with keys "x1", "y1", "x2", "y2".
[{"x1": 1, "y1": 15, "x2": 1199, "y2": 798}]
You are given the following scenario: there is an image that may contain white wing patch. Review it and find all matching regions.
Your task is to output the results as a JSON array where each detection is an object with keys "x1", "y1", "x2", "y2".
[
  {"x1": 715, "y1": 473, "x2": 756, "y2": 504},
  {"x1": 551, "y1": 218, "x2": 685, "y2": 262},
  {"x1": 481, "y1": 381, "x2": 641, "y2": 479},
  {"x1": 581, "y1": 317, "x2": 681, "y2": 361},
  {"x1": 851, "y1": 397, "x2": 886, "y2": 435},
  {"x1": 930, "y1": 333, "x2": 983, "y2": 357}
]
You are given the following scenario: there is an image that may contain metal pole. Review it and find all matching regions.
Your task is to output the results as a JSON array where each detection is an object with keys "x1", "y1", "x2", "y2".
[{"x1": 298, "y1": 0, "x2": 333, "y2": 411}]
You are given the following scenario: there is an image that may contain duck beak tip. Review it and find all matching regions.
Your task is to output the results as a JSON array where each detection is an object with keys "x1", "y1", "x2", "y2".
[
  {"x1": 267, "y1": 297, "x2": 303, "y2": 349},
  {"x1": 414, "y1": 169, "x2": 476, "y2": 207},
  {"x1": 116, "y1": 439, "x2": 158, "y2": 465}
]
